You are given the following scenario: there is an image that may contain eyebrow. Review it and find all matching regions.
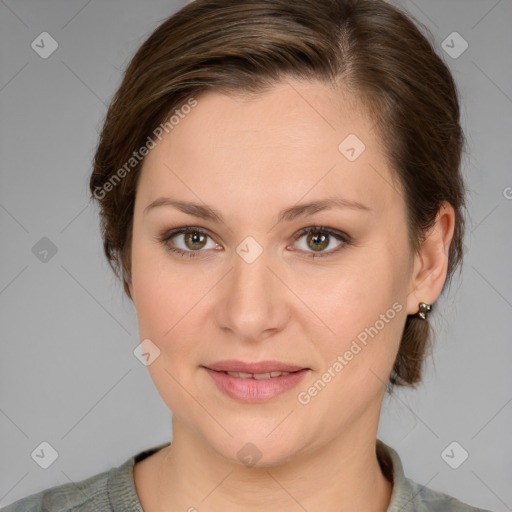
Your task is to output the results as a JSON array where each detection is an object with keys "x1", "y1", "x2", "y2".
[{"x1": 143, "y1": 196, "x2": 372, "y2": 223}]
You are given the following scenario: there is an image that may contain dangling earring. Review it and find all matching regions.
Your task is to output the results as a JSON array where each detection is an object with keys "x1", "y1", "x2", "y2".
[{"x1": 416, "y1": 301, "x2": 432, "y2": 320}]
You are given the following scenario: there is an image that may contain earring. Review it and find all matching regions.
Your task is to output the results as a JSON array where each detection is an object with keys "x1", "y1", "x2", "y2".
[{"x1": 417, "y1": 302, "x2": 432, "y2": 320}]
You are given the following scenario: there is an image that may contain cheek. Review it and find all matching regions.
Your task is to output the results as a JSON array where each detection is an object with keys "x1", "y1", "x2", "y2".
[
  {"x1": 130, "y1": 249, "x2": 189, "y2": 391},
  {"x1": 301, "y1": 243, "x2": 409, "y2": 387},
  {"x1": 130, "y1": 248, "x2": 204, "y2": 413},
  {"x1": 133, "y1": 271, "x2": 201, "y2": 365},
  {"x1": 130, "y1": 240, "x2": 214, "y2": 372},
  {"x1": 131, "y1": 236, "x2": 189, "y2": 335},
  {"x1": 312, "y1": 248, "x2": 404, "y2": 331}
]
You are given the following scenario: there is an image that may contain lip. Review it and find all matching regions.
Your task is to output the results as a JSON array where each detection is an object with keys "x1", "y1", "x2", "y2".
[
  {"x1": 205, "y1": 360, "x2": 309, "y2": 373},
  {"x1": 203, "y1": 365, "x2": 310, "y2": 403}
]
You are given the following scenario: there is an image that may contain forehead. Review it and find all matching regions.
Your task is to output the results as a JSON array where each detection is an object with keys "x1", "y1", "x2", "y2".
[{"x1": 137, "y1": 79, "x2": 399, "y2": 216}]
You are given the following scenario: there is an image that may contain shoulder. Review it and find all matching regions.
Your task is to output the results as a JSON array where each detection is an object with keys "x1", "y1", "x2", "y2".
[
  {"x1": 1, "y1": 444, "x2": 167, "y2": 512},
  {"x1": 377, "y1": 440, "x2": 495, "y2": 512},
  {"x1": 0, "y1": 468, "x2": 112, "y2": 512},
  {"x1": 403, "y1": 477, "x2": 494, "y2": 512}
]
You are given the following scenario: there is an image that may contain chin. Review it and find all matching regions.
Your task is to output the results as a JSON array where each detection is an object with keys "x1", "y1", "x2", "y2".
[{"x1": 206, "y1": 429, "x2": 309, "y2": 469}]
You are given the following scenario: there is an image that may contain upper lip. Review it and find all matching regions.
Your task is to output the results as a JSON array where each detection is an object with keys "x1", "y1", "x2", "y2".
[{"x1": 204, "y1": 360, "x2": 309, "y2": 373}]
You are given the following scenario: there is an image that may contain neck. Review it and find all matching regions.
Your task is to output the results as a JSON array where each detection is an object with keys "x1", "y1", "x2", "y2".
[{"x1": 142, "y1": 416, "x2": 393, "y2": 512}]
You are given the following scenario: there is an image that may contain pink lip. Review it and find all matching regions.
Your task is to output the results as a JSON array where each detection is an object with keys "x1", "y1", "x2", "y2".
[
  {"x1": 205, "y1": 360, "x2": 308, "y2": 373},
  {"x1": 203, "y1": 367, "x2": 310, "y2": 403}
]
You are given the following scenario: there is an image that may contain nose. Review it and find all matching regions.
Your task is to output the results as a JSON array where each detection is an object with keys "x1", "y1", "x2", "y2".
[{"x1": 215, "y1": 246, "x2": 291, "y2": 343}]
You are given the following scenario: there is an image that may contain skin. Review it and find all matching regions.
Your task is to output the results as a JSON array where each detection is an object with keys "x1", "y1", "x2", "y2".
[{"x1": 128, "y1": 78, "x2": 455, "y2": 512}]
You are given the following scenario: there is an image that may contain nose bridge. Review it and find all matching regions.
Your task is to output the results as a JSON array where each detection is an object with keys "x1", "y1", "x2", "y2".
[{"x1": 217, "y1": 242, "x2": 288, "y2": 340}]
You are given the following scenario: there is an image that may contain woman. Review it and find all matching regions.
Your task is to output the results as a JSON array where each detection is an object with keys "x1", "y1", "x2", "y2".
[{"x1": 2, "y1": 0, "x2": 494, "y2": 511}]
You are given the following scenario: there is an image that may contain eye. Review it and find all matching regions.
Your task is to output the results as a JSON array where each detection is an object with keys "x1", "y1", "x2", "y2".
[
  {"x1": 291, "y1": 225, "x2": 350, "y2": 258},
  {"x1": 159, "y1": 227, "x2": 220, "y2": 258},
  {"x1": 158, "y1": 225, "x2": 350, "y2": 259}
]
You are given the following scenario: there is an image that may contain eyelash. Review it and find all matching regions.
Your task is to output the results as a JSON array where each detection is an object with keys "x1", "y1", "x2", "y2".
[{"x1": 158, "y1": 225, "x2": 351, "y2": 259}]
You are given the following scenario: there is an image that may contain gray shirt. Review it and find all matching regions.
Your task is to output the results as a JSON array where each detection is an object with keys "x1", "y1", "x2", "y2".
[{"x1": 1, "y1": 440, "x2": 493, "y2": 511}]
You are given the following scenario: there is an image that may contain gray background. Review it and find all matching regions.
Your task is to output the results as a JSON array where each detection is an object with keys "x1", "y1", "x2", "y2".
[{"x1": 1, "y1": 0, "x2": 511, "y2": 510}]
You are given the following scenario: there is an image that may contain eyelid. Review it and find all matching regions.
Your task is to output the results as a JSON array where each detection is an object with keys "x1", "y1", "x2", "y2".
[
  {"x1": 159, "y1": 226, "x2": 221, "y2": 256},
  {"x1": 288, "y1": 225, "x2": 350, "y2": 258},
  {"x1": 291, "y1": 225, "x2": 349, "y2": 243},
  {"x1": 159, "y1": 225, "x2": 350, "y2": 258}
]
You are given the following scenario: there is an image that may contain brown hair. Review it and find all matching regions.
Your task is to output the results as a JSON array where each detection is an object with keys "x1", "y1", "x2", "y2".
[{"x1": 89, "y1": 0, "x2": 466, "y2": 388}]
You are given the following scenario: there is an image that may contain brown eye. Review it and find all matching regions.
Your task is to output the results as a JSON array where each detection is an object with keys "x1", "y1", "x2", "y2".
[
  {"x1": 306, "y1": 232, "x2": 329, "y2": 252},
  {"x1": 292, "y1": 226, "x2": 350, "y2": 258},
  {"x1": 183, "y1": 231, "x2": 208, "y2": 250},
  {"x1": 160, "y1": 227, "x2": 219, "y2": 258}
]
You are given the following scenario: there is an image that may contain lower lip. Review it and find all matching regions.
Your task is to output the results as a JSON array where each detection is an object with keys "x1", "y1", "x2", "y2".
[{"x1": 204, "y1": 367, "x2": 309, "y2": 403}]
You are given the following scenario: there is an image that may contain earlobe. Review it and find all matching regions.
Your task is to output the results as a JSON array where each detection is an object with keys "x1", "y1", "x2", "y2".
[{"x1": 406, "y1": 202, "x2": 455, "y2": 315}]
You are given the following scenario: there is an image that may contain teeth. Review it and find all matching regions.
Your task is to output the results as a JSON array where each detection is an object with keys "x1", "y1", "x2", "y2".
[
  {"x1": 225, "y1": 371, "x2": 291, "y2": 379},
  {"x1": 254, "y1": 372, "x2": 271, "y2": 380}
]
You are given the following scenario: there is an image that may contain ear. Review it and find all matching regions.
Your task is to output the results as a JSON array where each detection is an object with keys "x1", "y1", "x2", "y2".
[{"x1": 406, "y1": 201, "x2": 456, "y2": 315}]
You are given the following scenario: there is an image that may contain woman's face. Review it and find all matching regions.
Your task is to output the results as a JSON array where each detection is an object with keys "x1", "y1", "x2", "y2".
[{"x1": 129, "y1": 79, "x2": 418, "y2": 465}]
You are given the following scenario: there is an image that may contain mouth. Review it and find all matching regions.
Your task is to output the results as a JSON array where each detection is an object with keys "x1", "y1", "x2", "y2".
[
  {"x1": 202, "y1": 361, "x2": 311, "y2": 403},
  {"x1": 204, "y1": 360, "x2": 310, "y2": 374},
  {"x1": 214, "y1": 370, "x2": 297, "y2": 379}
]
